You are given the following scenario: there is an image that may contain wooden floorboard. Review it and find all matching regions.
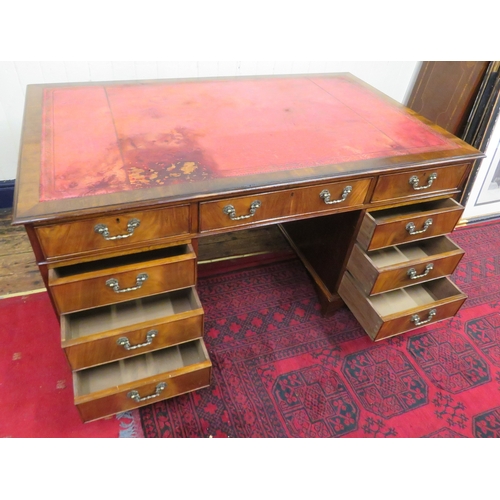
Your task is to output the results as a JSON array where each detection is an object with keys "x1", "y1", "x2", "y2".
[
  {"x1": 0, "y1": 209, "x2": 43, "y2": 296},
  {"x1": 0, "y1": 208, "x2": 292, "y2": 297}
]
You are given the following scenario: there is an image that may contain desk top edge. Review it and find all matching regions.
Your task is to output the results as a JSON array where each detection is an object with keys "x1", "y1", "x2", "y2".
[{"x1": 13, "y1": 73, "x2": 483, "y2": 225}]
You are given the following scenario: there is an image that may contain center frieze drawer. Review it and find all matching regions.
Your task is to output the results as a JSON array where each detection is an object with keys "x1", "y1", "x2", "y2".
[
  {"x1": 346, "y1": 236, "x2": 465, "y2": 295},
  {"x1": 61, "y1": 287, "x2": 204, "y2": 370},
  {"x1": 357, "y1": 198, "x2": 464, "y2": 251},
  {"x1": 73, "y1": 339, "x2": 212, "y2": 422},
  {"x1": 199, "y1": 178, "x2": 372, "y2": 232},
  {"x1": 49, "y1": 244, "x2": 197, "y2": 314},
  {"x1": 338, "y1": 273, "x2": 467, "y2": 341}
]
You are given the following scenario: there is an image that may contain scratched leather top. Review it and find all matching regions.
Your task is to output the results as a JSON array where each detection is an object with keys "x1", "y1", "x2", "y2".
[{"x1": 39, "y1": 75, "x2": 458, "y2": 202}]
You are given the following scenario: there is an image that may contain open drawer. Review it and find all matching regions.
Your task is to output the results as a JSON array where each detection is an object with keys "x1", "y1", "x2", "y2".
[
  {"x1": 61, "y1": 287, "x2": 204, "y2": 370},
  {"x1": 73, "y1": 339, "x2": 212, "y2": 422},
  {"x1": 346, "y1": 236, "x2": 465, "y2": 295},
  {"x1": 356, "y1": 198, "x2": 464, "y2": 251},
  {"x1": 49, "y1": 244, "x2": 197, "y2": 314},
  {"x1": 338, "y1": 273, "x2": 467, "y2": 341}
]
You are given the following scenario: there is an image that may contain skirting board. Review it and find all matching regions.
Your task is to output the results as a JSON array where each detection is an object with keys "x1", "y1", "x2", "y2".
[{"x1": 0, "y1": 180, "x2": 14, "y2": 209}]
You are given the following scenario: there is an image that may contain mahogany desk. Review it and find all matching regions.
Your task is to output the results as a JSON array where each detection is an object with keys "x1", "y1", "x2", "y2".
[{"x1": 12, "y1": 73, "x2": 483, "y2": 421}]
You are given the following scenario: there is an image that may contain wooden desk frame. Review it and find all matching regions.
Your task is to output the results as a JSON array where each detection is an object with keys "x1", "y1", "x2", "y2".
[{"x1": 12, "y1": 73, "x2": 484, "y2": 420}]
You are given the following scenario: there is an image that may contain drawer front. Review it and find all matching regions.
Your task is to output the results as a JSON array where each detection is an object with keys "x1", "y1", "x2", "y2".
[
  {"x1": 62, "y1": 288, "x2": 204, "y2": 370},
  {"x1": 347, "y1": 237, "x2": 465, "y2": 295},
  {"x1": 36, "y1": 205, "x2": 191, "y2": 259},
  {"x1": 50, "y1": 246, "x2": 197, "y2": 314},
  {"x1": 65, "y1": 316, "x2": 203, "y2": 371},
  {"x1": 199, "y1": 178, "x2": 372, "y2": 232},
  {"x1": 373, "y1": 297, "x2": 465, "y2": 341},
  {"x1": 292, "y1": 178, "x2": 372, "y2": 215},
  {"x1": 339, "y1": 273, "x2": 467, "y2": 341},
  {"x1": 371, "y1": 163, "x2": 469, "y2": 203},
  {"x1": 74, "y1": 340, "x2": 211, "y2": 422},
  {"x1": 357, "y1": 199, "x2": 464, "y2": 251},
  {"x1": 200, "y1": 190, "x2": 293, "y2": 232}
]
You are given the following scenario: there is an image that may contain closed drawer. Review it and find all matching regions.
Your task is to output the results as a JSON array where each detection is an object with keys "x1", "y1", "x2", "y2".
[
  {"x1": 73, "y1": 339, "x2": 211, "y2": 422},
  {"x1": 61, "y1": 287, "x2": 204, "y2": 370},
  {"x1": 371, "y1": 163, "x2": 469, "y2": 203},
  {"x1": 199, "y1": 178, "x2": 372, "y2": 232},
  {"x1": 36, "y1": 205, "x2": 191, "y2": 260},
  {"x1": 357, "y1": 198, "x2": 464, "y2": 251},
  {"x1": 49, "y1": 244, "x2": 196, "y2": 314},
  {"x1": 338, "y1": 273, "x2": 466, "y2": 341},
  {"x1": 347, "y1": 236, "x2": 465, "y2": 295}
]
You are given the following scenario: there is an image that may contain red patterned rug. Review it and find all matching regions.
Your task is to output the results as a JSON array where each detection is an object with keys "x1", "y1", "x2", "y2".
[
  {"x1": 2, "y1": 220, "x2": 499, "y2": 438},
  {"x1": 138, "y1": 220, "x2": 500, "y2": 438}
]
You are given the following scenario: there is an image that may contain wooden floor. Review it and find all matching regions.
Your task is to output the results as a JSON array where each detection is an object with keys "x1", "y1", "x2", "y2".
[
  {"x1": 0, "y1": 208, "x2": 292, "y2": 297},
  {"x1": 0, "y1": 208, "x2": 46, "y2": 296}
]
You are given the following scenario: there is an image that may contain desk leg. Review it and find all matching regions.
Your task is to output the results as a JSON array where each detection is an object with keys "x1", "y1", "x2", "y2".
[{"x1": 279, "y1": 210, "x2": 364, "y2": 317}]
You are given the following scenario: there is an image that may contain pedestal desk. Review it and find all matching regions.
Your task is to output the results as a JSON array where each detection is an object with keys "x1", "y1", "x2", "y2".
[{"x1": 12, "y1": 73, "x2": 483, "y2": 422}]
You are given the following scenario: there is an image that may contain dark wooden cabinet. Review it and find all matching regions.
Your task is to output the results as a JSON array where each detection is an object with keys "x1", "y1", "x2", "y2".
[{"x1": 407, "y1": 61, "x2": 489, "y2": 136}]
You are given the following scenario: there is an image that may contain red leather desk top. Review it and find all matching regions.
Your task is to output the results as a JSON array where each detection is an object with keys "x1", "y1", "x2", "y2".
[{"x1": 39, "y1": 75, "x2": 458, "y2": 202}]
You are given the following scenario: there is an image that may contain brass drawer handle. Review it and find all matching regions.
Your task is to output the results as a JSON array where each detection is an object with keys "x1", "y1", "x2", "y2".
[
  {"x1": 106, "y1": 273, "x2": 148, "y2": 293},
  {"x1": 411, "y1": 308, "x2": 437, "y2": 326},
  {"x1": 406, "y1": 218, "x2": 433, "y2": 235},
  {"x1": 128, "y1": 382, "x2": 167, "y2": 403},
  {"x1": 407, "y1": 263, "x2": 434, "y2": 280},
  {"x1": 117, "y1": 329, "x2": 158, "y2": 350},
  {"x1": 223, "y1": 200, "x2": 261, "y2": 220},
  {"x1": 94, "y1": 218, "x2": 140, "y2": 240},
  {"x1": 409, "y1": 172, "x2": 437, "y2": 190},
  {"x1": 320, "y1": 186, "x2": 352, "y2": 205}
]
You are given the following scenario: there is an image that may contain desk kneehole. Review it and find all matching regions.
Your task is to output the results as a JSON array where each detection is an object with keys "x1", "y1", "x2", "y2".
[{"x1": 338, "y1": 273, "x2": 467, "y2": 341}]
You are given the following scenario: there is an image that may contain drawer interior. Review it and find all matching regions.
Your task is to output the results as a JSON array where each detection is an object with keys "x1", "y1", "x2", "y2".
[
  {"x1": 369, "y1": 278, "x2": 458, "y2": 317},
  {"x1": 62, "y1": 288, "x2": 201, "y2": 341},
  {"x1": 368, "y1": 237, "x2": 459, "y2": 267},
  {"x1": 74, "y1": 340, "x2": 207, "y2": 397},
  {"x1": 369, "y1": 198, "x2": 459, "y2": 223},
  {"x1": 53, "y1": 244, "x2": 192, "y2": 279}
]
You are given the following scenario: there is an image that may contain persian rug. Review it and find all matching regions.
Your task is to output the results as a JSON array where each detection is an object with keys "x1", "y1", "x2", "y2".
[
  {"x1": 138, "y1": 219, "x2": 500, "y2": 438},
  {"x1": 2, "y1": 219, "x2": 500, "y2": 438}
]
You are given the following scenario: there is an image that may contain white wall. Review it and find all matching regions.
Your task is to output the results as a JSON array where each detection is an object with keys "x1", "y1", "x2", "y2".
[{"x1": 0, "y1": 61, "x2": 420, "y2": 182}]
